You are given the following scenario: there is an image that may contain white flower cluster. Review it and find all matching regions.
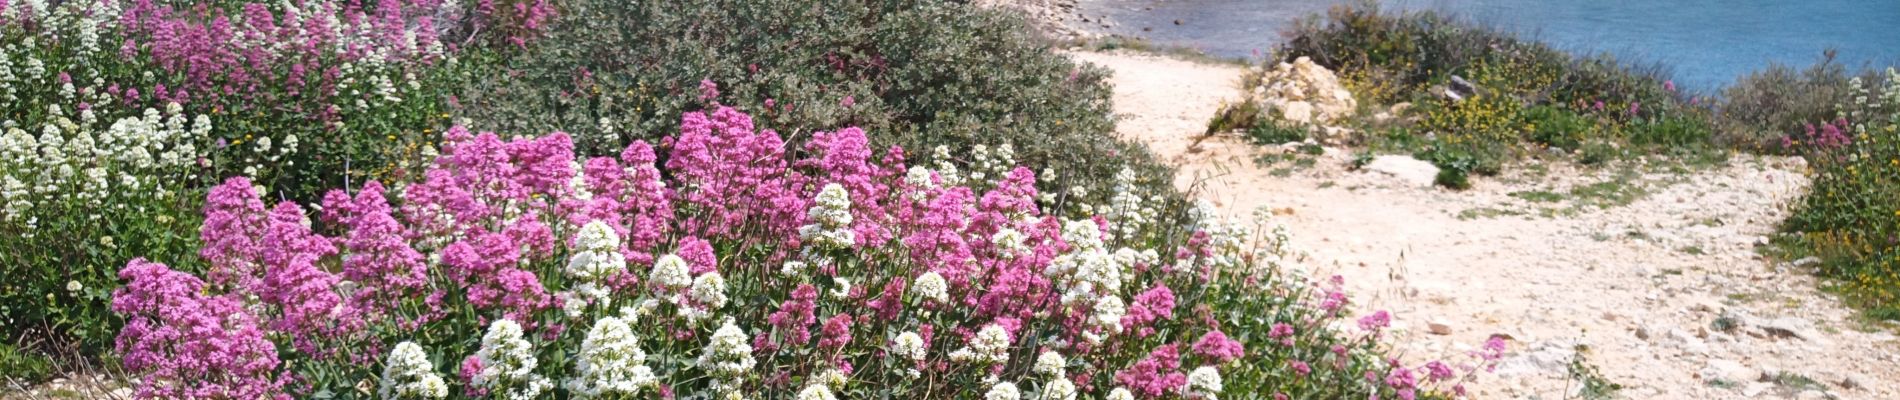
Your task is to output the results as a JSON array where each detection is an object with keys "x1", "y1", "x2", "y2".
[
  {"x1": 472, "y1": 320, "x2": 552, "y2": 400},
  {"x1": 0, "y1": 102, "x2": 211, "y2": 225},
  {"x1": 966, "y1": 143, "x2": 1016, "y2": 184},
  {"x1": 1045, "y1": 220, "x2": 1130, "y2": 341},
  {"x1": 799, "y1": 183, "x2": 856, "y2": 251},
  {"x1": 929, "y1": 145, "x2": 964, "y2": 186},
  {"x1": 566, "y1": 317, "x2": 658, "y2": 398},
  {"x1": 984, "y1": 382, "x2": 1020, "y2": 400},
  {"x1": 565, "y1": 221, "x2": 626, "y2": 308},
  {"x1": 378, "y1": 342, "x2": 448, "y2": 400},
  {"x1": 696, "y1": 320, "x2": 757, "y2": 398},
  {"x1": 903, "y1": 165, "x2": 936, "y2": 201},
  {"x1": 796, "y1": 383, "x2": 838, "y2": 400},
  {"x1": 1187, "y1": 200, "x2": 1255, "y2": 273},
  {"x1": 650, "y1": 254, "x2": 693, "y2": 290},
  {"x1": 1106, "y1": 387, "x2": 1135, "y2": 400},
  {"x1": 910, "y1": 271, "x2": 948, "y2": 304},
  {"x1": 1033, "y1": 351, "x2": 1066, "y2": 378},
  {"x1": 1186, "y1": 366, "x2": 1224, "y2": 400},
  {"x1": 892, "y1": 331, "x2": 927, "y2": 362},
  {"x1": 684, "y1": 272, "x2": 728, "y2": 321},
  {"x1": 1101, "y1": 167, "x2": 1158, "y2": 242},
  {"x1": 948, "y1": 324, "x2": 1011, "y2": 364}
]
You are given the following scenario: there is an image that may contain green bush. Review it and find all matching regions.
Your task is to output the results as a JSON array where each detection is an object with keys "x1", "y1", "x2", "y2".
[
  {"x1": 453, "y1": 0, "x2": 1174, "y2": 205},
  {"x1": 1782, "y1": 68, "x2": 1900, "y2": 317},
  {"x1": 1520, "y1": 105, "x2": 1600, "y2": 150},
  {"x1": 1716, "y1": 51, "x2": 1870, "y2": 151}
]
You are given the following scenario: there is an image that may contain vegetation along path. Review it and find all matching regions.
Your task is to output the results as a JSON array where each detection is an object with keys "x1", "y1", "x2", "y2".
[{"x1": 1069, "y1": 50, "x2": 1900, "y2": 399}]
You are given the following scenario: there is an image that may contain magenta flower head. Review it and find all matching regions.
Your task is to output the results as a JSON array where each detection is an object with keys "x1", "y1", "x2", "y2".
[
  {"x1": 1628, "y1": 101, "x2": 1641, "y2": 116},
  {"x1": 841, "y1": 95, "x2": 856, "y2": 108},
  {"x1": 1192, "y1": 330, "x2": 1246, "y2": 363},
  {"x1": 1357, "y1": 310, "x2": 1391, "y2": 331},
  {"x1": 1663, "y1": 80, "x2": 1676, "y2": 92}
]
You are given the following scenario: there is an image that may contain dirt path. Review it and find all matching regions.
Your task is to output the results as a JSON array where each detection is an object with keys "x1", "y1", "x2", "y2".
[{"x1": 1068, "y1": 50, "x2": 1900, "y2": 399}]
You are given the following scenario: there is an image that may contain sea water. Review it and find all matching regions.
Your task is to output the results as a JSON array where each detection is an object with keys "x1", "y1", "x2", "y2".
[{"x1": 1078, "y1": 0, "x2": 1900, "y2": 92}]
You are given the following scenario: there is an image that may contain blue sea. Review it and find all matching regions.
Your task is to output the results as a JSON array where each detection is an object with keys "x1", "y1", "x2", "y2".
[{"x1": 1076, "y1": 0, "x2": 1900, "y2": 92}]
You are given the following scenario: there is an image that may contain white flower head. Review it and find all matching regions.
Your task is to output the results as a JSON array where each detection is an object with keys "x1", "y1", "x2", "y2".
[
  {"x1": 567, "y1": 317, "x2": 658, "y2": 398},
  {"x1": 1040, "y1": 378, "x2": 1077, "y2": 400},
  {"x1": 892, "y1": 331, "x2": 927, "y2": 361},
  {"x1": 1106, "y1": 387, "x2": 1135, "y2": 400},
  {"x1": 797, "y1": 383, "x2": 837, "y2": 400},
  {"x1": 911, "y1": 271, "x2": 948, "y2": 303},
  {"x1": 650, "y1": 254, "x2": 691, "y2": 289},
  {"x1": 1033, "y1": 351, "x2": 1067, "y2": 378},
  {"x1": 1188, "y1": 366, "x2": 1223, "y2": 397},
  {"x1": 951, "y1": 324, "x2": 1012, "y2": 364},
  {"x1": 690, "y1": 272, "x2": 729, "y2": 310},
  {"x1": 378, "y1": 341, "x2": 447, "y2": 399},
  {"x1": 696, "y1": 320, "x2": 757, "y2": 396},
  {"x1": 984, "y1": 382, "x2": 1020, "y2": 400},
  {"x1": 473, "y1": 320, "x2": 552, "y2": 400}
]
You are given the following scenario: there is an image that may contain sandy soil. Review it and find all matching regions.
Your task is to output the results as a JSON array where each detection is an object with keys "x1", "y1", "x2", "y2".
[{"x1": 1068, "y1": 50, "x2": 1900, "y2": 399}]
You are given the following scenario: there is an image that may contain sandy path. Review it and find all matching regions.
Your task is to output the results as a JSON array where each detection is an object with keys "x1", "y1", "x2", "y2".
[{"x1": 1068, "y1": 50, "x2": 1900, "y2": 399}]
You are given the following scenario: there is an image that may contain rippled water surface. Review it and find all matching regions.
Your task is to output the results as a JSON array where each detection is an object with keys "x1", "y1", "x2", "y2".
[{"x1": 1079, "y1": 0, "x2": 1900, "y2": 91}]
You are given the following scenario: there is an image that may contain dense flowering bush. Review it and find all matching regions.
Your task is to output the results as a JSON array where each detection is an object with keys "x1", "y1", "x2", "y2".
[
  {"x1": 1783, "y1": 68, "x2": 1900, "y2": 319},
  {"x1": 111, "y1": 108, "x2": 1498, "y2": 398},
  {"x1": 0, "y1": 0, "x2": 546, "y2": 360}
]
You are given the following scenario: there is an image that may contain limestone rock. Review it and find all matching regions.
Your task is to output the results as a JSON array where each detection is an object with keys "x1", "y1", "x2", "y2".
[
  {"x1": 1363, "y1": 155, "x2": 1440, "y2": 188},
  {"x1": 1701, "y1": 359, "x2": 1757, "y2": 384},
  {"x1": 1252, "y1": 57, "x2": 1358, "y2": 127}
]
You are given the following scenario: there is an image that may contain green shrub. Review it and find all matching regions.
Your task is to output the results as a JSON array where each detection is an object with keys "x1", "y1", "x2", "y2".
[
  {"x1": 453, "y1": 0, "x2": 1173, "y2": 206},
  {"x1": 1520, "y1": 105, "x2": 1600, "y2": 150},
  {"x1": 1782, "y1": 68, "x2": 1900, "y2": 317},
  {"x1": 1716, "y1": 51, "x2": 1870, "y2": 151},
  {"x1": 1246, "y1": 117, "x2": 1312, "y2": 145}
]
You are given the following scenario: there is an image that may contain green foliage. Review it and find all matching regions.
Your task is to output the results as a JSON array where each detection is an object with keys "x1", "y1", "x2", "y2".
[
  {"x1": 1717, "y1": 51, "x2": 1869, "y2": 151},
  {"x1": 1520, "y1": 105, "x2": 1600, "y2": 150},
  {"x1": 453, "y1": 0, "x2": 1172, "y2": 205},
  {"x1": 1246, "y1": 118, "x2": 1312, "y2": 145},
  {"x1": 0, "y1": 342, "x2": 54, "y2": 382}
]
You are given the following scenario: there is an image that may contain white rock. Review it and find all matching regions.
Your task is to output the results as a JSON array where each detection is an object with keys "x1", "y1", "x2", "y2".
[
  {"x1": 1701, "y1": 359, "x2": 1757, "y2": 384},
  {"x1": 1741, "y1": 382, "x2": 1774, "y2": 397},
  {"x1": 1427, "y1": 319, "x2": 1453, "y2": 335},
  {"x1": 1362, "y1": 155, "x2": 1440, "y2": 188}
]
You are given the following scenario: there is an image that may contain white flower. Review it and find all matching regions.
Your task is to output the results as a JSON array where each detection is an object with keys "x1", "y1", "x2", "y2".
[
  {"x1": 950, "y1": 324, "x2": 1011, "y2": 364},
  {"x1": 1033, "y1": 351, "x2": 1066, "y2": 377},
  {"x1": 1187, "y1": 366, "x2": 1223, "y2": 397},
  {"x1": 650, "y1": 254, "x2": 691, "y2": 289},
  {"x1": 892, "y1": 331, "x2": 927, "y2": 361},
  {"x1": 911, "y1": 271, "x2": 948, "y2": 303},
  {"x1": 780, "y1": 260, "x2": 808, "y2": 276},
  {"x1": 796, "y1": 383, "x2": 837, "y2": 400},
  {"x1": 697, "y1": 320, "x2": 756, "y2": 396},
  {"x1": 378, "y1": 342, "x2": 447, "y2": 399},
  {"x1": 1106, "y1": 387, "x2": 1135, "y2": 400},
  {"x1": 567, "y1": 317, "x2": 658, "y2": 398},
  {"x1": 1092, "y1": 295, "x2": 1125, "y2": 334},
  {"x1": 830, "y1": 277, "x2": 851, "y2": 299},
  {"x1": 799, "y1": 183, "x2": 856, "y2": 250},
  {"x1": 690, "y1": 272, "x2": 729, "y2": 310},
  {"x1": 64, "y1": 280, "x2": 81, "y2": 293},
  {"x1": 984, "y1": 382, "x2": 1019, "y2": 400},
  {"x1": 566, "y1": 222, "x2": 626, "y2": 305},
  {"x1": 472, "y1": 320, "x2": 552, "y2": 400},
  {"x1": 1040, "y1": 378, "x2": 1077, "y2": 400}
]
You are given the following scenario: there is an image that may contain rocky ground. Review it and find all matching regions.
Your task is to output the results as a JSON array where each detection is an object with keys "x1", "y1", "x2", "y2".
[{"x1": 1069, "y1": 49, "x2": 1900, "y2": 399}]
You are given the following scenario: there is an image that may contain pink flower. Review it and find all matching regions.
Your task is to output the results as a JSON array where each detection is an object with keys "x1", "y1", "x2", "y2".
[
  {"x1": 1287, "y1": 360, "x2": 1311, "y2": 377},
  {"x1": 699, "y1": 79, "x2": 720, "y2": 102},
  {"x1": 112, "y1": 260, "x2": 287, "y2": 400},
  {"x1": 1115, "y1": 344, "x2": 1187, "y2": 397},
  {"x1": 818, "y1": 314, "x2": 854, "y2": 349},
  {"x1": 1192, "y1": 330, "x2": 1246, "y2": 363},
  {"x1": 1357, "y1": 310, "x2": 1391, "y2": 331}
]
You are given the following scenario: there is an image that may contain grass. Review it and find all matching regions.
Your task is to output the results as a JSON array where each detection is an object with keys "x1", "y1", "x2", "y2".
[{"x1": 1565, "y1": 345, "x2": 1623, "y2": 399}]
